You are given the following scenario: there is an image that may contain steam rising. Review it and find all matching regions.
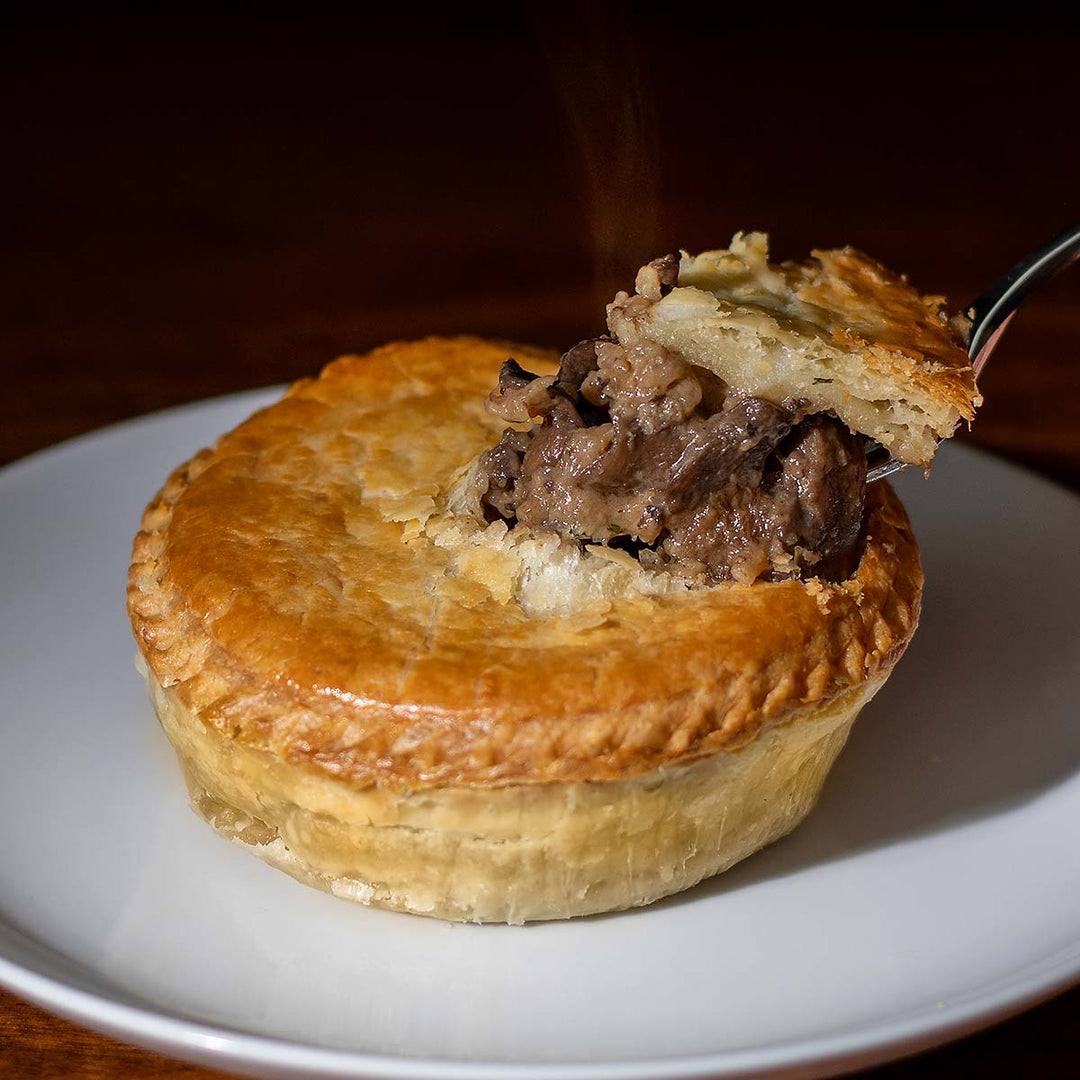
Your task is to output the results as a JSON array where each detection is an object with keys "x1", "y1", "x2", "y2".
[{"x1": 534, "y1": 8, "x2": 662, "y2": 307}]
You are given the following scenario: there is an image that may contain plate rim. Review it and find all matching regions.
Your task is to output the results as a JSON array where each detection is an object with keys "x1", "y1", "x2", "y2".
[
  {"x1": 3, "y1": 940, "x2": 1078, "y2": 1080},
  {"x1": 2, "y1": 395, "x2": 1080, "y2": 1079}
]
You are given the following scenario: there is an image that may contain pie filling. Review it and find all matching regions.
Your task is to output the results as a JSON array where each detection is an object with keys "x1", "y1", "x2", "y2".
[{"x1": 473, "y1": 259, "x2": 867, "y2": 585}]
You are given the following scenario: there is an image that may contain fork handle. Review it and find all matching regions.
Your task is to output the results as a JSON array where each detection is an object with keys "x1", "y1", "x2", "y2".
[{"x1": 967, "y1": 219, "x2": 1080, "y2": 376}]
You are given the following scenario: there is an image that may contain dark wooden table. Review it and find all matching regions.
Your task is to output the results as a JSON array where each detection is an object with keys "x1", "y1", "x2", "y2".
[{"x1": 2, "y1": 10, "x2": 1078, "y2": 1079}]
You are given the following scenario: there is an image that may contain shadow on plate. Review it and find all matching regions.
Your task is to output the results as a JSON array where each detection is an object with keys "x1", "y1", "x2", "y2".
[{"x1": 653, "y1": 482, "x2": 1080, "y2": 909}]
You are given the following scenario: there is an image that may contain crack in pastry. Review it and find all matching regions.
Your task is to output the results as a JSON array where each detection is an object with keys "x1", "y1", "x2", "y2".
[{"x1": 471, "y1": 233, "x2": 978, "y2": 586}]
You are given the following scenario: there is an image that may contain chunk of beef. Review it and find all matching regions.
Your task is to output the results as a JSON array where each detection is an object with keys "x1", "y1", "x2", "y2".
[{"x1": 473, "y1": 339, "x2": 867, "y2": 584}]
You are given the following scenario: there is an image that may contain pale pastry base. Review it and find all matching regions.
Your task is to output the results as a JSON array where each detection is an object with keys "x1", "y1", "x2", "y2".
[{"x1": 146, "y1": 669, "x2": 883, "y2": 924}]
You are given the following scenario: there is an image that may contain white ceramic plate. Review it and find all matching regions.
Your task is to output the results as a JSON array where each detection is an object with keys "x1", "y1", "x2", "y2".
[{"x1": 1, "y1": 391, "x2": 1078, "y2": 1080}]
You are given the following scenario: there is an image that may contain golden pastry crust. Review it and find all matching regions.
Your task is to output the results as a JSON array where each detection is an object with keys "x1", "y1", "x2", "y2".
[
  {"x1": 145, "y1": 662, "x2": 879, "y2": 923},
  {"x1": 128, "y1": 336, "x2": 922, "y2": 796},
  {"x1": 619, "y1": 233, "x2": 980, "y2": 465}
]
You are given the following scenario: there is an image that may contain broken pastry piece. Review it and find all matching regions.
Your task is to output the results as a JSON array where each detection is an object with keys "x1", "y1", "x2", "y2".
[
  {"x1": 128, "y1": 236, "x2": 978, "y2": 924},
  {"x1": 633, "y1": 233, "x2": 979, "y2": 465},
  {"x1": 474, "y1": 233, "x2": 980, "y2": 585}
]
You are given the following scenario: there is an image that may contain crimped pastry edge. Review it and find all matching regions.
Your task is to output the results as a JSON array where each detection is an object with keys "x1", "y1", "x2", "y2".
[{"x1": 145, "y1": 658, "x2": 885, "y2": 924}]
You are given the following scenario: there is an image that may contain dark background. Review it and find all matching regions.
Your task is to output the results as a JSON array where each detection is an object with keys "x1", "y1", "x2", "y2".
[{"x1": 1, "y1": 7, "x2": 1078, "y2": 1078}]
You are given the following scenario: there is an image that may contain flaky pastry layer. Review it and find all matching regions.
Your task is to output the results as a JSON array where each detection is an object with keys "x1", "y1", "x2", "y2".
[{"x1": 618, "y1": 233, "x2": 980, "y2": 465}]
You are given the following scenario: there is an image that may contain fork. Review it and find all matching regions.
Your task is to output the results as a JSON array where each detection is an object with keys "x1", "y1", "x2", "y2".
[{"x1": 866, "y1": 219, "x2": 1080, "y2": 483}]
